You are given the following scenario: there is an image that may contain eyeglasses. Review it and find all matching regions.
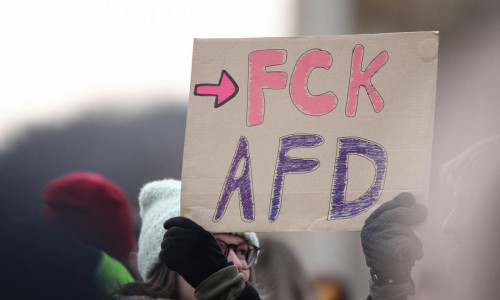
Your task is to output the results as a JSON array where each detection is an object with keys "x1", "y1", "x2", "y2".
[{"x1": 216, "y1": 239, "x2": 260, "y2": 269}]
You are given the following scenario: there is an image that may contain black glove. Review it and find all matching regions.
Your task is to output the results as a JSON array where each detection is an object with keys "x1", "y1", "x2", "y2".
[
  {"x1": 159, "y1": 216, "x2": 229, "y2": 287},
  {"x1": 361, "y1": 193, "x2": 427, "y2": 291}
]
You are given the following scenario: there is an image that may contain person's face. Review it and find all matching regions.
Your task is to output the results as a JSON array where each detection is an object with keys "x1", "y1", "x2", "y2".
[{"x1": 214, "y1": 233, "x2": 251, "y2": 281}]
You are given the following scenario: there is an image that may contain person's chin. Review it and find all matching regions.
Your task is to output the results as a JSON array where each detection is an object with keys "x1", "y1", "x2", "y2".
[
  {"x1": 444, "y1": 235, "x2": 470, "y2": 272},
  {"x1": 444, "y1": 242, "x2": 459, "y2": 272}
]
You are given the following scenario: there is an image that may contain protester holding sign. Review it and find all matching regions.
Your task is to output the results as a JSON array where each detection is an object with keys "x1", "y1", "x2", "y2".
[
  {"x1": 173, "y1": 31, "x2": 438, "y2": 299},
  {"x1": 160, "y1": 216, "x2": 262, "y2": 300},
  {"x1": 116, "y1": 179, "x2": 262, "y2": 300},
  {"x1": 361, "y1": 135, "x2": 500, "y2": 299}
]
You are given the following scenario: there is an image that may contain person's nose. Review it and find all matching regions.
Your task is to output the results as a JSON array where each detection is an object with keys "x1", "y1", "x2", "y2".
[{"x1": 226, "y1": 248, "x2": 244, "y2": 272}]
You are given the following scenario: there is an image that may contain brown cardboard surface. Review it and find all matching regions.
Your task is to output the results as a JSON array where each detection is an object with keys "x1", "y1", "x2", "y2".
[{"x1": 181, "y1": 32, "x2": 438, "y2": 232}]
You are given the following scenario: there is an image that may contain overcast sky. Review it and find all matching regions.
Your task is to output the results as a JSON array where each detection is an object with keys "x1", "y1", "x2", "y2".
[{"x1": 0, "y1": 0, "x2": 296, "y2": 150}]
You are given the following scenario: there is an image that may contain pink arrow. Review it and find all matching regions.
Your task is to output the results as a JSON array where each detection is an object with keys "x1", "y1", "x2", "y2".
[{"x1": 194, "y1": 70, "x2": 239, "y2": 108}]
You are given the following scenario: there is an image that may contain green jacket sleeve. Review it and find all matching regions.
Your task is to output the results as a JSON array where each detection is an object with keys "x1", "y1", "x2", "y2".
[{"x1": 194, "y1": 265, "x2": 246, "y2": 300}]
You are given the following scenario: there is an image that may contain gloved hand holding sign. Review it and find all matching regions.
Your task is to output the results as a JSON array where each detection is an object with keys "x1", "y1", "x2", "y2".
[
  {"x1": 361, "y1": 192, "x2": 427, "y2": 300},
  {"x1": 159, "y1": 216, "x2": 230, "y2": 288}
]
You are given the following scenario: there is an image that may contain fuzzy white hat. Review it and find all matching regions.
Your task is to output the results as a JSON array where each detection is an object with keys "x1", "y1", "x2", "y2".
[
  {"x1": 137, "y1": 179, "x2": 180, "y2": 280},
  {"x1": 137, "y1": 179, "x2": 259, "y2": 280}
]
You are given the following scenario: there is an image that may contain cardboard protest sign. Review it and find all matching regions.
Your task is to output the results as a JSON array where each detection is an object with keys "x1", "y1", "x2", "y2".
[{"x1": 181, "y1": 32, "x2": 438, "y2": 232}]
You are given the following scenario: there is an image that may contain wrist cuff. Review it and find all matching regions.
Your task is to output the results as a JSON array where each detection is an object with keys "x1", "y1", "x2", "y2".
[
  {"x1": 195, "y1": 265, "x2": 245, "y2": 300},
  {"x1": 370, "y1": 269, "x2": 411, "y2": 286},
  {"x1": 369, "y1": 278, "x2": 415, "y2": 300}
]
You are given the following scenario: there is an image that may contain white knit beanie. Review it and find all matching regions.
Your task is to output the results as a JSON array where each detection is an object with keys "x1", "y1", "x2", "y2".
[
  {"x1": 136, "y1": 179, "x2": 259, "y2": 280},
  {"x1": 137, "y1": 179, "x2": 180, "y2": 280}
]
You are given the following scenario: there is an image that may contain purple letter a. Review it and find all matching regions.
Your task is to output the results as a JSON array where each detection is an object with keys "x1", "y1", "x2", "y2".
[{"x1": 214, "y1": 136, "x2": 255, "y2": 222}]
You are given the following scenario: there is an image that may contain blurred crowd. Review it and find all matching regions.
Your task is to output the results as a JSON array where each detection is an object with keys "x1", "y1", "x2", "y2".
[{"x1": 1, "y1": 133, "x2": 499, "y2": 299}]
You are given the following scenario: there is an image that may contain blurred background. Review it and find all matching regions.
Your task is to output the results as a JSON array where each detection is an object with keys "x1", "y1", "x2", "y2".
[{"x1": 1, "y1": 1, "x2": 499, "y2": 299}]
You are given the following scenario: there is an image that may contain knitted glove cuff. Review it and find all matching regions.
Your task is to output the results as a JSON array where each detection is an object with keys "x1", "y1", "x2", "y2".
[
  {"x1": 370, "y1": 269, "x2": 412, "y2": 286},
  {"x1": 369, "y1": 277, "x2": 414, "y2": 300}
]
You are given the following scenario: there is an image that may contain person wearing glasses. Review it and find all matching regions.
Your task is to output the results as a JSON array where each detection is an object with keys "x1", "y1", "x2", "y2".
[{"x1": 116, "y1": 179, "x2": 262, "y2": 300}]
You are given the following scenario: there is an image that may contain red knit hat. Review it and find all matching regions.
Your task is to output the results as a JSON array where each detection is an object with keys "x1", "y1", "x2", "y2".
[{"x1": 42, "y1": 172, "x2": 137, "y2": 266}]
